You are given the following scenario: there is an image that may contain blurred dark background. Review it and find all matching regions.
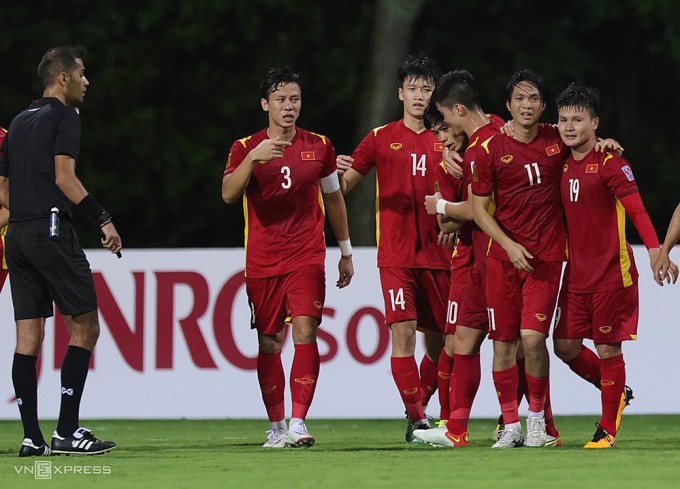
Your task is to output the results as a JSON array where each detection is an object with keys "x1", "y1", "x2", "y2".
[{"x1": 1, "y1": 0, "x2": 678, "y2": 248}]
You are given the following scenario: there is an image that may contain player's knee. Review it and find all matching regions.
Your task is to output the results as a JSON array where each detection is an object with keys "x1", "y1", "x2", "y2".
[
  {"x1": 520, "y1": 330, "x2": 546, "y2": 352},
  {"x1": 553, "y1": 339, "x2": 580, "y2": 362}
]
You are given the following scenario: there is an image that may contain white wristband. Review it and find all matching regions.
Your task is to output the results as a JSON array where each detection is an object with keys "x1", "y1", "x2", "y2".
[
  {"x1": 436, "y1": 199, "x2": 449, "y2": 215},
  {"x1": 339, "y1": 239, "x2": 352, "y2": 257}
]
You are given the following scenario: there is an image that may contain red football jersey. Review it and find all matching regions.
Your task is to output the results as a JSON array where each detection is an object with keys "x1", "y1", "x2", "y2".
[
  {"x1": 351, "y1": 120, "x2": 449, "y2": 269},
  {"x1": 225, "y1": 127, "x2": 336, "y2": 278},
  {"x1": 561, "y1": 150, "x2": 640, "y2": 292},
  {"x1": 435, "y1": 159, "x2": 472, "y2": 277},
  {"x1": 463, "y1": 115, "x2": 505, "y2": 273},
  {"x1": 472, "y1": 124, "x2": 566, "y2": 263}
]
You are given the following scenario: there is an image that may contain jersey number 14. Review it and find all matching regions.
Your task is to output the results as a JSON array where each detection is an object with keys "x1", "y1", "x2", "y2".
[{"x1": 411, "y1": 154, "x2": 426, "y2": 176}]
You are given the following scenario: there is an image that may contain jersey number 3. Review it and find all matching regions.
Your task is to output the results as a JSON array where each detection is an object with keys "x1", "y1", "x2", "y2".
[{"x1": 281, "y1": 166, "x2": 292, "y2": 189}]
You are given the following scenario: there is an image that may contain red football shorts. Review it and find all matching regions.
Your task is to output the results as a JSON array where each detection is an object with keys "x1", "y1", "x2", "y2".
[
  {"x1": 456, "y1": 262, "x2": 489, "y2": 332},
  {"x1": 486, "y1": 257, "x2": 562, "y2": 341},
  {"x1": 245, "y1": 264, "x2": 325, "y2": 335},
  {"x1": 444, "y1": 265, "x2": 472, "y2": 335},
  {"x1": 553, "y1": 283, "x2": 639, "y2": 344},
  {"x1": 379, "y1": 267, "x2": 450, "y2": 333}
]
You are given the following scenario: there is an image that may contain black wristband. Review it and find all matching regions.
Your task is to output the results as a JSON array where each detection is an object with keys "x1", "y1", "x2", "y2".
[{"x1": 76, "y1": 194, "x2": 111, "y2": 227}]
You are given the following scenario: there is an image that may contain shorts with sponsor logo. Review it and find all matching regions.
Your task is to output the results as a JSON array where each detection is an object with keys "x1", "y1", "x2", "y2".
[
  {"x1": 246, "y1": 264, "x2": 325, "y2": 335},
  {"x1": 456, "y1": 265, "x2": 489, "y2": 332},
  {"x1": 7, "y1": 221, "x2": 97, "y2": 320},
  {"x1": 379, "y1": 267, "x2": 449, "y2": 333},
  {"x1": 553, "y1": 283, "x2": 638, "y2": 344},
  {"x1": 486, "y1": 257, "x2": 562, "y2": 341},
  {"x1": 445, "y1": 266, "x2": 472, "y2": 335}
]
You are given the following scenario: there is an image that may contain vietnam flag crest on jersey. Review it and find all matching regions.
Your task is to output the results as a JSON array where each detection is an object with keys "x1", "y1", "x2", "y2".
[
  {"x1": 301, "y1": 151, "x2": 316, "y2": 160},
  {"x1": 545, "y1": 144, "x2": 560, "y2": 156}
]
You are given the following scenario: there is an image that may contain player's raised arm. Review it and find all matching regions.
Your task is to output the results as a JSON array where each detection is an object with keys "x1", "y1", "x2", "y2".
[
  {"x1": 222, "y1": 137, "x2": 290, "y2": 204},
  {"x1": 336, "y1": 154, "x2": 363, "y2": 195}
]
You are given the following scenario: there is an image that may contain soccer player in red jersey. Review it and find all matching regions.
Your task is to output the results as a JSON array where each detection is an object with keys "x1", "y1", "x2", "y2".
[
  {"x1": 413, "y1": 71, "x2": 508, "y2": 447},
  {"x1": 336, "y1": 54, "x2": 450, "y2": 441},
  {"x1": 471, "y1": 70, "x2": 566, "y2": 448},
  {"x1": 422, "y1": 103, "x2": 468, "y2": 424},
  {"x1": 652, "y1": 202, "x2": 680, "y2": 285},
  {"x1": 222, "y1": 67, "x2": 354, "y2": 448},
  {"x1": 553, "y1": 83, "x2": 677, "y2": 448}
]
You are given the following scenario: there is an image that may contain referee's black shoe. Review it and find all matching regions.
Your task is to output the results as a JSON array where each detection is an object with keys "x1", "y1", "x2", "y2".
[
  {"x1": 51, "y1": 428, "x2": 116, "y2": 455},
  {"x1": 19, "y1": 438, "x2": 52, "y2": 457}
]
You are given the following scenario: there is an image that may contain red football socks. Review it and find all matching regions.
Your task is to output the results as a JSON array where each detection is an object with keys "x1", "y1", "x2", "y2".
[
  {"x1": 257, "y1": 350, "x2": 285, "y2": 422},
  {"x1": 493, "y1": 364, "x2": 520, "y2": 425},
  {"x1": 525, "y1": 372, "x2": 548, "y2": 414},
  {"x1": 391, "y1": 355, "x2": 425, "y2": 422},
  {"x1": 436, "y1": 348, "x2": 454, "y2": 420},
  {"x1": 290, "y1": 342, "x2": 320, "y2": 420},
  {"x1": 599, "y1": 354, "x2": 626, "y2": 435},
  {"x1": 447, "y1": 353, "x2": 481, "y2": 434},
  {"x1": 419, "y1": 353, "x2": 438, "y2": 408}
]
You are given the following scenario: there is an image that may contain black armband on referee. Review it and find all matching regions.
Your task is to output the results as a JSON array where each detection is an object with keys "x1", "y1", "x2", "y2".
[{"x1": 77, "y1": 194, "x2": 113, "y2": 227}]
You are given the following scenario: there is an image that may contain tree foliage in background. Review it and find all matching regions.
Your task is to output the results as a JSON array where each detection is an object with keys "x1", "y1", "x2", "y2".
[{"x1": 0, "y1": 0, "x2": 678, "y2": 248}]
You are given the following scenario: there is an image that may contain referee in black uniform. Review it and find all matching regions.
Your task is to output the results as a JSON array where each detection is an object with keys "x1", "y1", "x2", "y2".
[{"x1": 0, "y1": 46, "x2": 120, "y2": 457}]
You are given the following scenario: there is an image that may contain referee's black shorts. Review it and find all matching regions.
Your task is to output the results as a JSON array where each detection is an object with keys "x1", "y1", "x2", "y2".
[{"x1": 6, "y1": 220, "x2": 97, "y2": 320}]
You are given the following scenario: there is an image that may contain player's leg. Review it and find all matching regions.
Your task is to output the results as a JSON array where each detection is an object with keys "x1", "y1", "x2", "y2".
[
  {"x1": 7, "y1": 224, "x2": 65, "y2": 456},
  {"x1": 418, "y1": 269, "x2": 449, "y2": 416},
  {"x1": 486, "y1": 257, "x2": 524, "y2": 448},
  {"x1": 554, "y1": 284, "x2": 601, "y2": 387},
  {"x1": 585, "y1": 286, "x2": 638, "y2": 449},
  {"x1": 391, "y1": 319, "x2": 429, "y2": 439},
  {"x1": 520, "y1": 261, "x2": 561, "y2": 448},
  {"x1": 256, "y1": 329, "x2": 288, "y2": 447},
  {"x1": 44, "y1": 226, "x2": 115, "y2": 455},
  {"x1": 284, "y1": 264, "x2": 325, "y2": 448},
  {"x1": 379, "y1": 268, "x2": 430, "y2": 440},
  {"x1": 247, "y1": 275, "x2": 290, "y2": 447},
  {"x1": 436, "y1": 334, "x2": 455, "y2": 422},
  {"x1": 56, "y1": 309, "x2": 99, "y2": 436},
  {"x1": 434, "y1": 274, "x2": 467, "y2": 423},
  {"x1": 421, "y1": 330, "x2": 444, "y2": 413},
  {"x1": 14, "y1": 318, "x2": 50, "y2": 457},
  {"x1": 520, "y1": 330, "x2": 549, "y2": 446}
]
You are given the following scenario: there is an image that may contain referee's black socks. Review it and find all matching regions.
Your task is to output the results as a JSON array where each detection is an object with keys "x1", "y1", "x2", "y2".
[
  {"x1": 56, "y1": 345, "x2": 92, "y2": 438},
  {"x1": 12, "y1": 353, "x2": 44, "y2": 444}
]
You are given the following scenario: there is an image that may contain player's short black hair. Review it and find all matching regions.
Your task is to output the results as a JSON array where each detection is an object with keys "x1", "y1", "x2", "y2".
[
  {"x1": 505, "y1": 69, "x2": 547, "y2": 103},
  {"x1": 431, "y1": 70, "x2": 480, "y2": 111},
  {"x1": 398, "y1": 53, "x2": 442, "y2": 88},
  {"x1": 37, "y1": 45, "x2": 87, "y2": 90},
  {"x1": 260, "y1": 66, "x2": 302, "y2": 100},
  {"x1": 424, "y1": 101, "x2": 445, "y2": 130},
  {"x1": 555, "y1": 83, "x2": 600, "y2": 118}
]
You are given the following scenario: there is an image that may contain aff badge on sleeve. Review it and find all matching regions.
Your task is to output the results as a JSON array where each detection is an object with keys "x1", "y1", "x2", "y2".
[
  {"x1": 621, "y1": 165, "x2": 635, "y2": 181},
  {"x1": 301, "y1": 151, "x2": 316, "y2": 160}
]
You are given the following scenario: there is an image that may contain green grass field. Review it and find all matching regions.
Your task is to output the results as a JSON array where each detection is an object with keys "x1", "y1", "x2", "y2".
[{"x1": 1, "y1": 416, "x2": 679, "y2": 488}]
